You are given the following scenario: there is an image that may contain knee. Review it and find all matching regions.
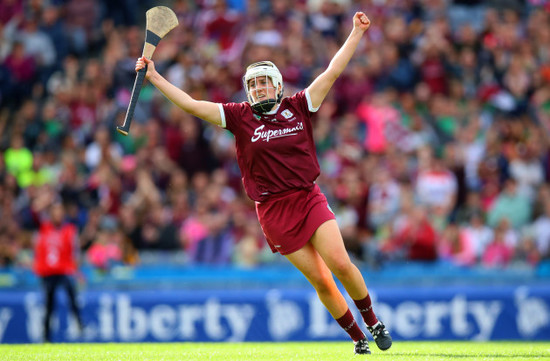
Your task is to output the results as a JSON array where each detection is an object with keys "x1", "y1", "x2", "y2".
[
  {"x1": 309, "y1": 275, "x2": 337, "y2": 296},
  {"x1": 330, "y1": 260, "x2": 356, "y2": 281}
]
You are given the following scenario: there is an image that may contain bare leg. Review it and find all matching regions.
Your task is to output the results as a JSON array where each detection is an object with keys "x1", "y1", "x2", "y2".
[
  {"x1": 285, "y1": 242, "x2": 349, "y2": 318},
  {"x1": 309, "y1": 220, "x2": 369, "y2": 300}
]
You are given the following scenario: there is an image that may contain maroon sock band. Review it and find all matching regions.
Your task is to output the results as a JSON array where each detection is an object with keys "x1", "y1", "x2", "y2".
[
  {"x1": 335, "y1": 308, "x2": 365, "y2": 342},
  {"x1": 354, "y1": 294, "x2": 379, "y2": 327}
]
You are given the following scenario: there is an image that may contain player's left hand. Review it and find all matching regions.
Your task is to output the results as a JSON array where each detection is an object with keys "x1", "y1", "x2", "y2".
[{"x1": 353, "y1": 12, "x2": 371, "y2": 32}]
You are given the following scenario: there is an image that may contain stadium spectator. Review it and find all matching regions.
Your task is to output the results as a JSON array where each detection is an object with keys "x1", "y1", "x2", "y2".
[
  {"x1": 487, "y1": 178, "x2": 532, "y2": 230},
  {"x1": 367, "y1": 168, "x2": 401, "y2": 230},
  {"x1": 462, "y1": 211, "x2": 494, "y2": 261},
  {"x1": 86, "y1": 216, "x2": 123, "y2": 270},
  {"x1": 508, "y1": 143, "x2": 545, "y2": 201},
  {"x1": 532, "y1": 198, "x2": 550, "y2": 260},
  {"x1": 482, "y1": 222, "x2": 515, "y2": 268},
  {"x1": 438, "y1": 222, "x2": 476, "y2": 266},
  {"x1": 414, "y1": 147, "x2": 458, "y2": 222},
  {"x1": 384, "y1": 205, "x2": 438, "y2": 261},
  {"x1": 2, "y1": 41, "x2": 36, "y2": 108}
]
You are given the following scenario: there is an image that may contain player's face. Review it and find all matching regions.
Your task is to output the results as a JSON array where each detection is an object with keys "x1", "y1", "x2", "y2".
[
  {"x1": 50, "y1": 203, "x2": 65, "y2": 225},
  {"x1": 248, "y1": 76, "x2": 277, "y2": 103}
]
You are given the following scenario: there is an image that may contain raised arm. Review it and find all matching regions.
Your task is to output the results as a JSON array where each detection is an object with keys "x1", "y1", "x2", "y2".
[
  {"x1": 307, "y1": 12, "x2": 370, "y2": 109},
  {"x1": 136, "y1": 57, "x2": 222, "y2": 126}
]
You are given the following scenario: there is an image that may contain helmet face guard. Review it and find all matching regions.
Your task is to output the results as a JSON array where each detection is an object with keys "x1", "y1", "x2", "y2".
[{"x1": 243, "y1": 61, "x2": 284, "y2": 113}]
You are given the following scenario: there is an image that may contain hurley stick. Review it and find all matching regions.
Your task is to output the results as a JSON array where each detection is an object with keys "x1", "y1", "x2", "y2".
[{"x1": 117, "y1": 6, "x2": 179, "y2": 135}]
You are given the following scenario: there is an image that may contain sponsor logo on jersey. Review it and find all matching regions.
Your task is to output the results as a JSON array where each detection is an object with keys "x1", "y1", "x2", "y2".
[{"x1": 251, "y1": 122, "x2": 304, "y2": 143}]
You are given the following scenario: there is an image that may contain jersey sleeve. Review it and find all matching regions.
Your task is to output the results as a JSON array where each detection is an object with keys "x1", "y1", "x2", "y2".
[
  {"x1": 287, "y1": 89, "x2": 320, "y2": 118},
  {"x1": 218, "y1": 102, "x2": 248, "y2": 134}
]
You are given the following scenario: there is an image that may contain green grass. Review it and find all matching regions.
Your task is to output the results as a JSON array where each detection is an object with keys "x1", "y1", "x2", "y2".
[{"x1": 1, "y1": 341, "x2": 549, "y2": 361}]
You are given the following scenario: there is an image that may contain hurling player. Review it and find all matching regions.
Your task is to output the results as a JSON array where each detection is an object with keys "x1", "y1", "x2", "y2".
[{"x1": 135, "y1": 11, "x2": 391, "y2": 354}]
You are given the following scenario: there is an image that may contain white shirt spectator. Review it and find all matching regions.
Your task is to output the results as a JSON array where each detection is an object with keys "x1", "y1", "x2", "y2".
[
  {"x1": 415, "y1": 164, "x2": 457, "y2": 211},
  {"x1": 509, "y1": 155, "x2": 544, "y2": 201},
  {"x1": 533, "y1": 213, "x2": 550, "y2": 257},
  {"x1": 84, "y1": 128, "x2": 123, "y2": 170},
  {"x1": 368, "y1": 174, "x2": 401, "y2": 228},
  {"x1": 463, "y1": 223, "x2": 494, "y2": 258},
  {"x1": 18, "y1": 20, "x2": 56, "y2": 67}
]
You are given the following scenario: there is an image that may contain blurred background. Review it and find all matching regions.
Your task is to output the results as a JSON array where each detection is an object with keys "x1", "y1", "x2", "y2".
[{"x1": 0, "y1": 0, "x2": 549, "y2": 343}]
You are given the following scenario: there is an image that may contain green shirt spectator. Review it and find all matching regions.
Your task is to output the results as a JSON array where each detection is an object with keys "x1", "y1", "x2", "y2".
[
  {"x1": 4, "y1": 135, "x2": 33, "y2": 178},
  {"x1": 487, "y1": 178, "x2": 532, "y2": 230}
]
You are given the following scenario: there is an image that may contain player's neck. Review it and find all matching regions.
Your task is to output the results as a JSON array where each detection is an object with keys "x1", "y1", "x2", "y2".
[{"x1": 264, "y1": 104, "x2": 280, "y2": 115}]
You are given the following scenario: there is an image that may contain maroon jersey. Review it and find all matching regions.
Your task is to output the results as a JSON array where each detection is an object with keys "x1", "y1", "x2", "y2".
[{"x1": 220, "y1": 90, "x2": 320, "y2": 202}]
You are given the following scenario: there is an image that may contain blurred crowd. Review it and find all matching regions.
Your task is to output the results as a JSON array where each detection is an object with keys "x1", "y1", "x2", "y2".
[{"x1": 1, "y1": 0, "x2": 550, "y2": 272}]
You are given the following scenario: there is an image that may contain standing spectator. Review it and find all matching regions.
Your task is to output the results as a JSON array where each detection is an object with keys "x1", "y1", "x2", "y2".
[
  {"x1": 2, "y1": 41, "x2": 36, "y2": 107},
  {"x1": 18, "y1": 17, "x2": 56, "y2": 85},
  {"x1": 197, "y1": 0, "x2": 244, "y2": 62},
  {"x1": 4, "y1": 134, "x2": 33, "y2": 181},
  {"x1": 33, "y1": 202, "x2": 84, "y2": 342},
  {"x1": 0, "y1": 0, "x2": 23, "y2": 25},
  {"x1": 84, "y1": 127, "x2": 122, "y2": 171},
  {"x1": 356, "y1": 91, "x2": 401, "y2": 154}
]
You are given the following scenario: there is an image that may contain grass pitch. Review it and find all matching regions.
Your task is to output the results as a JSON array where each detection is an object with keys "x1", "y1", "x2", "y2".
[{"x1": 1, "y1": 341, "x2": 549, "y2": 361}]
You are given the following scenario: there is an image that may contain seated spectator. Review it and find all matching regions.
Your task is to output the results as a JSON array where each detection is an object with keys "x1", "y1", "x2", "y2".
[
  {"x1": 532, "y1": 198, "x2": 550, "y2": 260},
  {"x1": 513, "y1": 231, "x2": 541, "y2": 267},
  {"x1": 86, "y1": 216, "x2": 122, "y2": 271},
  {"x1": 508, "y1": 143, "x2": 544, "y2": 202},
  {"x1": 487, "y1": 178, "x2": 532, "y2": 230},
  {"x1": 382, "y1": 206, "x2": 438, "y2": 261},
  {"x1": 454, "y1": 191, "x2": 484, "y2": 226},
  {"x1": 462, "y1": 212, "x2": 494, "y2": 261},
  {"x1": 415, "y1": 148, "x2": 458, "y2": 219},
  {"x1": 367, "y1": 168, "x2": 401, "y2": 229},
  {"x1": 482, "y1": 222, "x2": 515, "y2": 268},
  {"x1": 137, "y1": 202, "x2": 180, "y2": 251},
  {"x1": 438, "y1": 222, "x2": 475, "y2": 266}
]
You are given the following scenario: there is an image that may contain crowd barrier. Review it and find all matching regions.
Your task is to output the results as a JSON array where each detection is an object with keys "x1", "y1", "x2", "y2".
[{"x1": 0, "y1": 284, "x2": 548, "y2": 343}]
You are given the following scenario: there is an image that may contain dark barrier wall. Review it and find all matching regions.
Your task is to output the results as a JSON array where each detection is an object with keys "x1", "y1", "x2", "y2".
[{"x1": 0, "y1": 285, "x2": 548, "y2": 343}]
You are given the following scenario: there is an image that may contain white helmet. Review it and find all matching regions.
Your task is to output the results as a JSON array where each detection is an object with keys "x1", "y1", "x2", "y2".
[{"x1": 243, "y1": 61, "x2": 284, "y2": 113}]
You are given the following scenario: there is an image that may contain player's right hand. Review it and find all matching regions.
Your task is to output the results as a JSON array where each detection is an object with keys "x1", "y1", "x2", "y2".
[{"x1": 136, "y1": 56, "x2": 155, "y2": 80}]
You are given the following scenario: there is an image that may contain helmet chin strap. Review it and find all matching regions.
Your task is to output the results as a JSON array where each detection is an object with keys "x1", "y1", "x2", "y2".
[{"x1": 252, "y1": 99, "x2": 278, "y2": 113}]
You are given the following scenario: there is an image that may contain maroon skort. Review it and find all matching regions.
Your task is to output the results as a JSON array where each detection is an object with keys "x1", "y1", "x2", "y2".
[{"x1": 255, "y1": 184, "x2": 336, "y2": 255}]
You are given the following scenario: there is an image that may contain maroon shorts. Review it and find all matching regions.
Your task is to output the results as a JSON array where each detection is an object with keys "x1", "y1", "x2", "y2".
[{"x1": 255, "y1": 184, "x2": 336, "y2": 255}]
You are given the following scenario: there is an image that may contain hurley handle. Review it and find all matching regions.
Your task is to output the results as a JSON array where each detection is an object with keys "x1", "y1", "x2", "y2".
[{"x1": 117, "y1": 65, "x2": 147, "y2": 136}]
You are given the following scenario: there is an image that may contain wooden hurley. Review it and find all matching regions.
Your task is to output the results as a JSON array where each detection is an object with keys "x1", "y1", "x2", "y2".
[{"x1": 116, "y1": 6, "x2": 179, "y2": 135}]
